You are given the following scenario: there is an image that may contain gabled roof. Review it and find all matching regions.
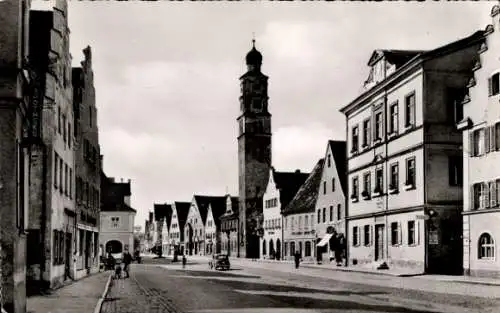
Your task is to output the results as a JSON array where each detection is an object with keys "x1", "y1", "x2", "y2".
[
  {"x1": 153, "y1": 203, "x2": 173, "y2": 228},
  {"x1": 328, "y1": 140, "x2": 347, "y2": 195},
  {"x1": 282, "y1": 159, "x2": 325, "y2": 216},
  {"x1": 272, "y1": 169, "x2": 310, "y2": 209},
  {"x1": 340, "y1": 30, "x2": 485, "y2": 115},
  {"x1": 367, "y1": 49, "x2": 425, "y2": 67},
  {"x1": 193, "y1": 195, "x2": 227, "y2": 224},
  {"x1": 101, "y1": 202, "x2": 136, "y2": 213},
  {"x1": 173, "y1": 201, "x2": 191, "y2": 230},
  {"x1": 209, "y1": 197, "x2": 228, "y2": 228}
]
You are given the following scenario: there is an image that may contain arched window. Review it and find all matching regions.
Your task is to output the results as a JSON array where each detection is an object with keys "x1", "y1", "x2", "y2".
[
  {"x1": 262, "y1": 239, "x2": 267, "y2": 255},
  {"x1": 479, "y1": 233, "x2": 495, "y2": 259}
]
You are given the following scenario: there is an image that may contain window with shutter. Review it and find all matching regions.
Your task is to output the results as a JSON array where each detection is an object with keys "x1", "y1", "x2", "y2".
[
  {"x1": 493, "y1": 73, "x2": 500, "y2": 95},
  {"x1": 416, "y1": 220, "x2": 420, "y2": 245},
  {"x1": 485, "y1": 182, "x2": 490, "y2": 208},
  {"x1": 470, "y1": 185, "x2": 475, "y2": 210},
  {"x1": 469, "y1": 131, "x2": 475, "y2": 157},
  {"x1": 485, "y1": 127, "x2": 491, "y2": 154},
  {"x1": 398, "y1": 222, "x2": 403, "y2": 245},
  {"x1": 370, "y1": 225, "x2": 374, "y2": 246},
  {"x1": 491, "y1": 181, "x2": 497, "y2": 207},
  {"x1": 491, "y1": 126, "x2": 496, "y2": 151},
  {"x1": 496, "y1": 123, "x2": 500, "y2": 151},
  {"x1": 489, "y1": 77, "x2": 493, "y2": 96}
]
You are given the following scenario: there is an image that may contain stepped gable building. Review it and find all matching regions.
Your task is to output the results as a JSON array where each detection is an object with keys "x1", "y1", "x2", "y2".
[
  {"x1": 99, "y1": 174, "x2": 136, "y2": 257},
  {"x1": 261, "y1": 168, "x2": 309, "y2": 260},
  {"x1": 340, "y1": 30, "x2": 484, "y2": 274},
  {"x1": 315, "y1": 140, "x2": 347, "y2": 263},
  {"x1": 238, "y1": 39, "x2": 272, "y2": 259},
  {"x1": 28, "y1": 0, "x2": 76, "y2": 290},
  {"x1": 204, "y1": 197, "x2": 227, "y2": 255},
  {"x1": 153, "y1": 203, "x2": 172, "y2": 250},
  {"x1": 72, "y1": 45, "x2": 101, "y2": 279},
  {"x1": 184, "y1": 195, "x2": 226, "y2": 256},
  {"x1": 220, "y1": 195, "x2": 239, "y2": 256},
  {"x1": 0, "y1": 0, "x2": 31, "y2": 310},
  {"x1": 282, "y1": 159, "x2": 325, "y2": 262},
  {"x1": 459, "y1": 6, "x2": 500, "y2": 278},
  {"x1": 170, "y1": 201, "x2": 190, "y2": 255}
]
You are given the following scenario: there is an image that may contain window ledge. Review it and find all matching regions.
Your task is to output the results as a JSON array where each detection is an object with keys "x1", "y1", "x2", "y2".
[
  {"x1": 389, "y1": 188, "x2": 399, "y2": 194},
  {"x1": 456, "y1": 118, "x2": 472, "y2": 131},
  {"x1": 408, "y1": 243, "x2": 418, "y2": 247},
  {"x1": 478, "y1": 258, "x2": 495, "y2": 262},
  {"x1": 372, "y1": 191, "x2": 382, "y2": 198},
  {"x1": 388, "y1": 132, "x2": 398, "y2": 139},
  {"x1": 404, "y1": 124, "x2": 416, "y2": 132},
  {"x1": 404, "y1": 184, "x2": 416, "y2": 191}
]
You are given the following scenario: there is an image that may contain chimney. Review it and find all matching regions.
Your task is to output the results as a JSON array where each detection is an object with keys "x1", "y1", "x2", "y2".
[
  {"x1": 121, "y1": 178, "x2": 123, "y2": 183},
  {"x1": 295, "y1": 169, "x2": 301, "y2": 174},
  {"x1": 128, "y1": 179, "x2": 131, "y2": 184}
]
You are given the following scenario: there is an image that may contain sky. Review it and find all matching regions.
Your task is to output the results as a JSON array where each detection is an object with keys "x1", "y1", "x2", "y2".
[{"x1": 33, "y1": 1, "x2": 494, "y2": 228}]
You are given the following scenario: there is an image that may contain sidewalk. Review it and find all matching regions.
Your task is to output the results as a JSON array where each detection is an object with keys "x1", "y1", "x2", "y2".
[
  {"x1": 26, "y1": 272, "x2": 110, "y2": 313},
  {"x1": 180, "y1": 255, "x2": 500, "y2": 286}
]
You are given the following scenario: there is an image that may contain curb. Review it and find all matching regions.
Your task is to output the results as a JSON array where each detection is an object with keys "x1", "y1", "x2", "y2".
[{"x1": 93, "y1": 273, "x2": 113, "y2": 313}]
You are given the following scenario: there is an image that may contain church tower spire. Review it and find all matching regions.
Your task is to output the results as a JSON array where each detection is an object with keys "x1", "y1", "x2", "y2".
[{"x1": 237, "y1": 39, "x2": 272, "y2": 259}]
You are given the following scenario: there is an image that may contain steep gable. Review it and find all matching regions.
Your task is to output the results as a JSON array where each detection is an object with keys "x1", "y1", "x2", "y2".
[
  {"x1": 174, "y1": 201, "x2": 191, "y2": 231},
  {"x1": 328, "y1": 140, "x2": 347, "y2": 195},
  {"x1": 283, "y1": 159, "x2": 325, "y2": 216},
  {"x1": 193, "y1": 195, "x2": 227, "y2": 224},
  {"x1": 273, "y1": 169, "x2": 310, "y2": 209}
]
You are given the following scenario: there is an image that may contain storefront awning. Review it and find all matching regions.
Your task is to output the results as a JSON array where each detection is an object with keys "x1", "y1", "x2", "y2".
[{"x1": 317, "y1": 233, "x2": 333, "y2": 247}]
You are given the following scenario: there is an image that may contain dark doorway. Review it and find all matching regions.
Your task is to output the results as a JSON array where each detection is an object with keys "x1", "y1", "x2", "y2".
[
  {"x1": 85, "y1": 231, "x2": 91, "y2": 270},
  {"x1": 187, "y1": 224, "x2": 194, "y2": 255},
  {"x1": 375, "y1": 224, "x2": 384, "y2": 261},
  {"x1": 105, "y1": 240, "x2": 123, "y2": 254},
  {"x1": 65, "y1": 232, "x2": 72, "y2": 280},
  {"x1": 276, "y1": 239, "x2": 281, "y2": 260}
]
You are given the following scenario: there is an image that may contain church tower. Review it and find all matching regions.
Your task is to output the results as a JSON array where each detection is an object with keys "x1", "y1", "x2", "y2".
[{"x1": 237, "y1": 40, "x2": 272, "y2": 259}]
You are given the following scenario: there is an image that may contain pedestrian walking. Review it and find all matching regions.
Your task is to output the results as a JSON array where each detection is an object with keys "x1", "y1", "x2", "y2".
[
  {"x1": 182, "y1": 254, "x2": 187, "y2": 269},
  {"x1": 294, "y1": 251, "x2": 301, "y2": 269},
  {"x1": 334, "y1": 234, "x2": 343, "y2": 266},
  {"x1": 122, "y1": 250, "x2": 132, "y2": 278}
]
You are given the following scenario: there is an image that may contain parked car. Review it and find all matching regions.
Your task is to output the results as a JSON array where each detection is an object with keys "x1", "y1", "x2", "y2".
[{"x1": 214, "y1": 254, "x2": 230, "y2": 271}]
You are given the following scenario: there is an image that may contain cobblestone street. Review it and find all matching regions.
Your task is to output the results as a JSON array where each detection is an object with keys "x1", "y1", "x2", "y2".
[{"x1": 96, "y1": 258, "x2": 500, "y2": 313}]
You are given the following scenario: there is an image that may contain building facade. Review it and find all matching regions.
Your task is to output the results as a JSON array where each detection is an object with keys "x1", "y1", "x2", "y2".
[
  {"x1": 153, "y1": 203, "x2": 172, "y2": 255},
  {"x1": 99, "y1": 175, "x2": 135, "y2": 259},
  {"x1": 72, "y1": 45, "x2": 101, "y2": 279},
  {"x1": 169, "y1": 201, "x2": 190, "y2": 256},
  {"x1": 315, "y1": 141, "x2": 347, "y2": 263},
  {"x1": 261, "y1": 169, "x2": 309, "y2": 260},
  {"x1": 238, "y1": 40, "x2": 272, "y2": 259},
  {"x1": 220, "y1": 195, "x2": 239, "y2": 257},
  {"x1": 184, "y1": 195, "x2": 225, "y2": 256},
  {"x1": 28, "y1": 0, "x2": 76, "y2": 290},
  {"x1": 0, "y1": 0, "x2": 30, "y2": 311},
  {"x1": 282, "y1": 159, "x2": 324, "y2": 262},
  {"x1": 459, "y1": 7, "x2": 500, "y2": 278},
  {"x1": 340, "y1": 32, "x2": 484, "y2": 274}
]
